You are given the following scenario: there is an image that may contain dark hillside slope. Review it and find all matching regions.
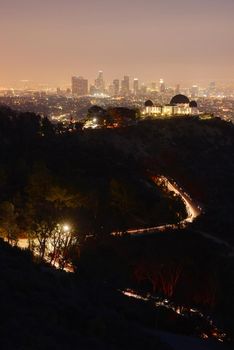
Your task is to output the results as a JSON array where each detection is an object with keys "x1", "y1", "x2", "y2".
[{"x1": 0, "y1": 240, "x2": 170, "y2": 350}]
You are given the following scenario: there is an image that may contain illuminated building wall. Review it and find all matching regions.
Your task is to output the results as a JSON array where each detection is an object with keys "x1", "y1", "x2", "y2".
[
  {"x1": 143, "y1": 100, "x2": 199, "y2": 117},
  {"x1": 72, "y1": 76, "x2": 88, "y2": 96}
]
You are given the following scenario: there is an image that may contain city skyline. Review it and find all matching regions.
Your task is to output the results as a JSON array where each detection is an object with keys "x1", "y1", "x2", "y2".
[
  {"x1": 1, "y1": 71, "x2": 234, "y2": 92},
  {"x1": 0, "y1": 0, "x2": 234, "y2": 87}
]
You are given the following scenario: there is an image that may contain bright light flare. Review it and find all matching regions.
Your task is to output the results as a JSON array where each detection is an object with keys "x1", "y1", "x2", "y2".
[{"x1": 63, "y1": 224, "x2": 70, "y2": 232}]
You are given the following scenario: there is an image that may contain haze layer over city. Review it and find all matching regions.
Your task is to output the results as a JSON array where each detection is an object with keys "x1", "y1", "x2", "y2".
[
  {"x1": 1, "y1": 1, "x2": 234, "y2": 350},
  {"x1": 0, "y1": 0, "x2": 234, "y2": 88}
]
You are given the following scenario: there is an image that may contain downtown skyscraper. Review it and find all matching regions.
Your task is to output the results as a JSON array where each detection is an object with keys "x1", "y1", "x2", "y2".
[{"x1": 72, "y1": 76, "x2": 88, "y2": 96}]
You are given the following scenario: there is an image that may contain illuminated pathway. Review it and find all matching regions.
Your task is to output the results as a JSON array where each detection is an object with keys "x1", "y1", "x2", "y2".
[
  {"x1": 114, "y1": 176, "x2": 202, "y2": 237},
  {"x1": 120, "y1": 289, "x2": 227, "y2": 345},
  {"x1": 17, "y1": 175, "x2": 202, "y2": 268},
  {"x1": 15, "y1": 178, "x2": 229, "y2": 345},
  {"x1": 161, "y1": 176, "x2": 202, "y2": 224}
]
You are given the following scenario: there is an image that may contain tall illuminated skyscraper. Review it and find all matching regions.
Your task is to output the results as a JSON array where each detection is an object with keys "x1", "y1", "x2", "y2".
[
  {"x1": 121, "y1": 76, "x2": 130, "y2": 95},
  {"x1": 72, "y1": 76, "x2": 88, "y2": 96},
  {"x1": 133, "y1": 78, "x2": 139, "y2": 95},
  {"x1": 113, "y1": 79, "x2": 120, "y2": 95},
  {"x1": 108, "y1": 84, "x2": 114, "y2": 96},
  {"x1": 95, "y1": 70, "x2": 105, "y2": 93},
  {"x1": 159, "y1": 78, "x2": 166, "y2": 93},
  {"x1": 191, "y1": 85, "x2": 199, "y2": 98},
  {"x1": 151, "y1": 82, "x2": 157, "y2": 91},
  {"x1": 140, "y1": 83, "x2": 147, "y2": 95}
]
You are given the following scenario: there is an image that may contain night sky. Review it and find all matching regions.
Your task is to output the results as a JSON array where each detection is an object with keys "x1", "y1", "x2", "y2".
[{"x1": 0, "y1": 0, "x2": 234, "y2": 87}]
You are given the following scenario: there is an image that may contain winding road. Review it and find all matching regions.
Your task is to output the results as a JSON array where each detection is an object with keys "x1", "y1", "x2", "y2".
[
  {"x1": 114, "y1": 175, "x2": 202, "y2": 236},
  {"x1": 17, "y1": 175, "x2": 233, "y2": 252}
]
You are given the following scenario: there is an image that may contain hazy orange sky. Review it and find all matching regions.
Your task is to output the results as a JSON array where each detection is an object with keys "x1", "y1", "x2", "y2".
[{"x1": 0, "y1": 0, "x2": 234, "y2": 87}]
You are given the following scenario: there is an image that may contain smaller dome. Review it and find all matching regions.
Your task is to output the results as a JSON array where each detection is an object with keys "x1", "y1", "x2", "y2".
[
  {"x1": 189, "y1": 100, "x2": 198, "y2": 108},
  {"x1": 170, "y1": 94, "x2": 190, "y2": 105},
  {"x1": 145, "y1": 100, "x2": 154, "y2": 107}
]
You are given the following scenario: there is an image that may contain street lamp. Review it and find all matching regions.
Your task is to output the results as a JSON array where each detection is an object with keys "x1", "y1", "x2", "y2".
[{"x1": 63, "y1": 224, "x2": 70, "y2": 232}]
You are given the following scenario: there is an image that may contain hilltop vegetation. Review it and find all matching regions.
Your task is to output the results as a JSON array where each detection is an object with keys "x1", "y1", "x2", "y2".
[
  {"x1": 80, "y1": 116, "x2": 234, "y2": 243},
  {"x1": 1, "y1": 106, "x2": 234, "y2": 347},
  {"x1": 0, "y1": 106, "x2": 186, "y2": 251},
  {"x1": 1, "y1": 106, "x2": 234, "y2": 247}
]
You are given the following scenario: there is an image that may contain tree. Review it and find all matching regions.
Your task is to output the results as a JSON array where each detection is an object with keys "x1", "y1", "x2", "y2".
[
  {"x1": 46, "y1": 185, "x2": 79, "y2": 210},
  {"x1": 48, "y1": 224, "x2": 78, "y2": 270},
  {"x1": 87, "y1": 105, "x2": 106, "y2": 127},
  {"x1": 110, "y1": 179, "x2": 136, "y2": 215},
  {"x1": 0, "y1": 201, "x2": 19, "y2": 244},
  {"x1": 25, "y1": 163, "x2": 81, "y2": 263},
  {"x1": 0, "y1": 167, "x2": 7, "y2": 193},
  {"x1": 16, "y1": 112, "x2": 41, "y2": 140},
  {"x1": 41, "y1": 116, "x2": 55, "y2": 137},
  {"x1": 110, "y1": 179, "x2": 137, "y2": 232},
  {"x1": 134, "y1": 259, "x2": 183, "y2": 298},
  {"x1": 74, "y1": 121, "x2": 84, "y2": 132},
  {"x1": 107, "y1": 107, "x2": 138, "y2": 126}
]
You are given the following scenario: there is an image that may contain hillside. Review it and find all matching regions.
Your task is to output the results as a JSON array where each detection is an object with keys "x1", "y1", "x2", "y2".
[
  {"x1": 1, "y1": 107, "x2": 234, "y2": 348},
  {"x1": 0, "y1": 239, "x2": 172, "y2": 350}
]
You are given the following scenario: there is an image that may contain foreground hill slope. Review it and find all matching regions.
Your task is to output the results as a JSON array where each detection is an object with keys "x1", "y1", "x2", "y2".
[{"x1": 0, "y1": 239, "x2": 172, "y2": 350}]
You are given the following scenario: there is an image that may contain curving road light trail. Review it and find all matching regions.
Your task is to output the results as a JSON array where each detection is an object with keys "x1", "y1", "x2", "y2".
[
  {"x1": 114, "y1": 176, "x2": 202, "y2": 237},
  {"x1": 17, "y1": 176, "x2": 202, "y2": 256},
  {"x1": 162, "y1": 176, "x2": 202, "y2": 224}
]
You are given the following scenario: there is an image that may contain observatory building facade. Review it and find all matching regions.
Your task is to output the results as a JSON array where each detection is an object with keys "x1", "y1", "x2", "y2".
[{"x1": 143, "y1": 94, "x2": 199, "y2": 117}]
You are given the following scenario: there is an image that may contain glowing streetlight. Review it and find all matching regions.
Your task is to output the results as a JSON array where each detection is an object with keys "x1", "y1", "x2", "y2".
[{"x1": 63, "y1": 224, "x2": 70, "y2": 232}]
